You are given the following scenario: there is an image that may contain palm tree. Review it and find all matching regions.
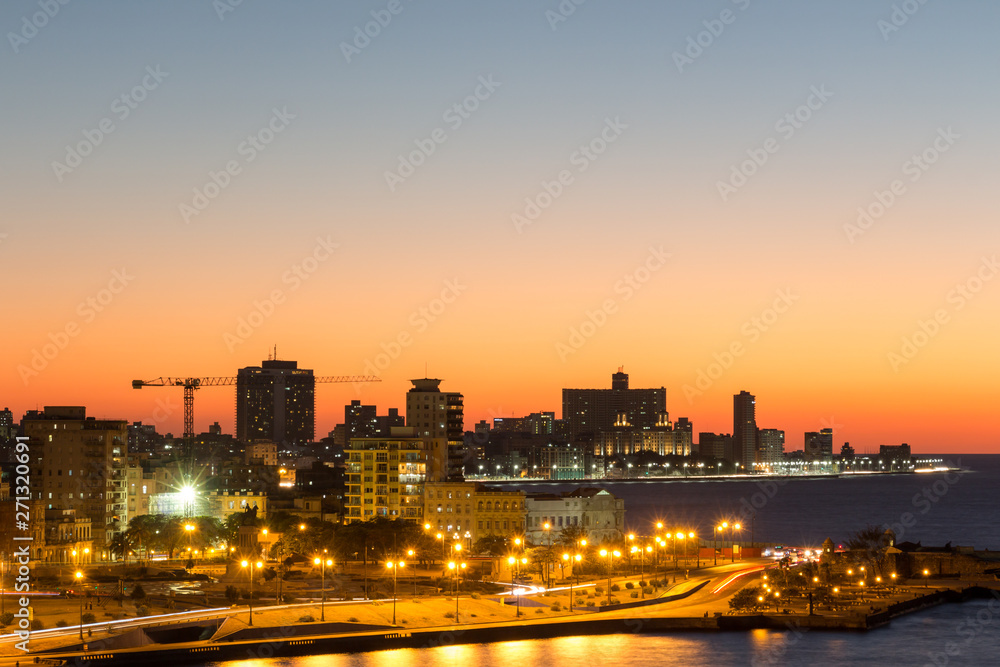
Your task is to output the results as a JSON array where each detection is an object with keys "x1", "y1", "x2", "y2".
[{"x1": 109, "y1": 532, "x2": 131, "y2": 563}]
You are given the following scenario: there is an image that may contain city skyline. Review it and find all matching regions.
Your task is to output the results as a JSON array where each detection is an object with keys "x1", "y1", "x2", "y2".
[{"x1": 5, "y1": 1, "x2": 1000, "y2": 453}]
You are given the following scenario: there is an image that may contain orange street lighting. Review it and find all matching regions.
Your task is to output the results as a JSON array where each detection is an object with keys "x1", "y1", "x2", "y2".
[
  {"x1": 313, "y1": 557, "x2": 334, "y2": 621},
  {"x1": 386, "y1": 561, "x2": 405, "y2": 624},
  {"x1": 240, "y1": 560, "x2": 264, "y2": 625},
  {"x1": 75, "y1": 571, "x2": 85, "y2": 640}
]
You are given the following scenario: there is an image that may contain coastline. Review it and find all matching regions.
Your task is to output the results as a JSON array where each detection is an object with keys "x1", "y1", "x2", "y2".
[{"x1": 27, "y1": 584, "x2": 999, "y2": 666}]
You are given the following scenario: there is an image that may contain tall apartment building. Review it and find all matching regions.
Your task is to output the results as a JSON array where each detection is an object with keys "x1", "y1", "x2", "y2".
[
  {"x1": 0, "y1": 407, "x2": 15, "y2": 439},
  {"x1": 698, "y1": 432, "x2": 736, "y2": 462},
  {"x1": 757, "y1": 428, "x2": 785, "y2": 468},
  {"x1": 805, "y1": 428, "x2": 834, "y2": 461},
  {"x1": 405, "y1": 378, "x2": 464, "y2": 481},
  {"x1": 493, "y1": 412, "x2": 555, "y2": 435},
  {"x1": 562, "y1": 369, "x2": 666, "y2": 440},
  {"x1": 344, "y1": 427, "x2": 447, "y2": 523},
  {"x1": 236, "y1": 359, "x2": 315, "y2": 445},
  {"x1": 24, "y1": 406, "x2": 127, "y2": 559},
  {"x1": 733, "y1": 391, "x2": 757, "y2": 470},
  {"x1": 344, "y1": 400, "x2": 404, "y2": 440}
]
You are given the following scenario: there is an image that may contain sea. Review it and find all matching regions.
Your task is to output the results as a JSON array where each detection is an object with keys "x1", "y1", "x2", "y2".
[{"x1": 211, "y1": 454, "x2": 1000, "y2": 667}]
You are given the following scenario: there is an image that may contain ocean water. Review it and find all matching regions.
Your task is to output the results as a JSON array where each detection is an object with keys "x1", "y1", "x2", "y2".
[
  {"x1": 503, "y1": 454, "x2": 1000, "y2": 550},
  {"x1": 211, "y1": 454, "x2": 1000, "y2": 666},
  {"x1": 211, "y1": 598, "x2": 1000, "y2": 667}
]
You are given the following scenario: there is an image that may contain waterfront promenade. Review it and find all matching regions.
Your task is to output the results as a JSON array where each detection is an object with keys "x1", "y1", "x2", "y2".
[{"x1": 2, "y1": 561, "x2": 995, "y2": 666}]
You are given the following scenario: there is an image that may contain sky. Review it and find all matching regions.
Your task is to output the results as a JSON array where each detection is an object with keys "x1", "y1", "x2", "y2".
[{"x1": 3, "y1": 1, "x2": 999, "y2": 453}]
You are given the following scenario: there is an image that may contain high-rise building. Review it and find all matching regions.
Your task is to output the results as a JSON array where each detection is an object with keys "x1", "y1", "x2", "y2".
[
  {"x1": 493, "y1": 412, "x2": 555, "y2": 435},
  {"x1": 562, "y1": 369, "x2": 666, "y2": 440},
  {"x1": 344, "y1": 426, "x2": 447, "y2": 523},
  {"x1": 733, "y1": 391, "x2": 757, "y2": 469},
  {"x1": 24, "y1": 406, "x2": 126, "y2": 559},
  {"x1": 804, "y1": 428, "x2": 833, "y2": 461},
  {"x1": 0, "y1": 407, "x2": 15, "y2": 440},
  {"x1": 757, "y1": 428, "x2": 785, "y2": 468},
  {"x1": 344, "y1": 400, "x2": 404, "y2": 440},
  {"x1": 673, "y1": 417, "x2": 693, "y2": 435},
  {"x1": 235, "y1": 359, "x2": 315, "y2": 445},
  {"x1": 405, "y1": 378, "x2": 464, "y2": 481},
  {"x1": 698, "y1": 432, "x2": 735, "y2": 462}
]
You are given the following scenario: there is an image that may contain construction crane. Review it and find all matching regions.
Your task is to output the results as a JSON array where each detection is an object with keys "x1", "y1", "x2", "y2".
[{"x1": 131, "y1": 374, "x2": 381, "y2": 439}]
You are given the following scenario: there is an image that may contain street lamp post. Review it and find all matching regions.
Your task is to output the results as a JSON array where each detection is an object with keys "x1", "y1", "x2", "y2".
[
  {"x1": 240, "y1": 560, "x2": 263, "y2": 626},
  {"x1": 543, "y1": 522, "x2": 552, "y2": 588},
  {"x1": 674, "y1": 532, "x2": 684, "y2": 570},
  {"x1": 313, "y1": 557, "x2": 333, "y2": 621},
  {"x1": 75, "y1": 570, "x2": 84, "y2": 642},
  {"x1": 715, "y1": 522, "x2": 728, "y2": 566},
  {"x1": 448, "y1": 560, "x2": 467, "y2": 621},
  {"x1": 599, "y1": 549, "x2": 620, "y2": 606},
  {"x1": 508, "y1": 556, "x2": 527, "y2": 617},
  {"x1": 731, "y1": 523, "x2": 742, "y2": 562},
  {"x1": 407, "y1": 549, "x2": 417, "y2": 596},
  {"x1": 386, "y1": 560, "x2": 405, "y2": 625}
]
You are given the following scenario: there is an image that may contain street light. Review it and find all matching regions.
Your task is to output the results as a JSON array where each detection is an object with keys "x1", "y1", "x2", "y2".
[
  {"x1": 407, "y1": 549, "x2": 417, "y2": 596},
  {"x1": 386, "y1": 560, "x2": 405, "y2": 625},
  {"x1": 716, "y1": 522, "x2": 728, "y2": 566},
  {"x1": 240, "y1": 560, "x2": 263, "y2": 626},
  {"x1": 923, "y1": 568, "x2": 929, "y2": 588},
  {"x1": 508, "y1": 556, "x2": 528, "y2": 617},
  {"x1": 448, "y1": 560, "x2": 467, "y2": 621},
  {"x1": 731, "y1": 523, "x2": 742, "y2": 562},
  {"x1": 75, "y1": 571, "x2": 84, "y2": 642},
  {"x1": 674, "y1": 532, "x2": 684, "y2": 569},
  {"x1": 543, "y1": 522, "x2": 552, "y2": 587},
  {"x1": 599, "y1": 549, "x2": 620, "y2": 606},
  {"x1": 313, "y1": 556, "x2": 333, "y2": 621},
  {"x1": 562, "y1": 553, "x2": 582, "y2": 609}
]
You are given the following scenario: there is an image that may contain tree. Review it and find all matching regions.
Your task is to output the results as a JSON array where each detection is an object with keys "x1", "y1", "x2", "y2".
[
  {"x1": 130, "y1": 584, "x2": 146, "y2": 602},
  {"x1": 556, "y1": 524, "x2": 588, "y2": 548},
  {"x1": 845, "y1": 525, "x2": 893, "y2": 577},
  {"x1": 225, "y1": 585, "x2": 240, "y2": 604},
  {"x1": 109, "y1": 532, "x2": 132, "y2": 562},
  {"x1": 729, "y1": 586, "x2": 763, "y2": 613},
  {"x1": 472, "y1": 535, "x2": 507, "y2": 557}
]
